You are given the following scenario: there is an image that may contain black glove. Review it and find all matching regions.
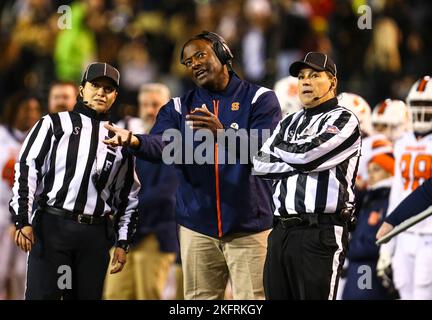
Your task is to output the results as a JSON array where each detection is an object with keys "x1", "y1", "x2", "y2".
[
  {"x1": 341, "y1": 207, "x2": 357, "y2": 232},
  {"x1": 377, "y1": 264, "x2": 400, "y2": 299}
]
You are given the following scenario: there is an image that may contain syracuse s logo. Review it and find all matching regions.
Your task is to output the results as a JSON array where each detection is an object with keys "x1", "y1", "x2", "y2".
[{"x1": 231, "y1": 102, "x2": 240, "y2": 111}]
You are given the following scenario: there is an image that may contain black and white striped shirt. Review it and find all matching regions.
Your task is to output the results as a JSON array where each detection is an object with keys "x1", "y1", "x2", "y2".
[
  {"x1": 9, "y1": 101, "x2": 140, "y2": 243},
  {"x1": 253, "y1": 98, "x2": 361, "y2": 216}
]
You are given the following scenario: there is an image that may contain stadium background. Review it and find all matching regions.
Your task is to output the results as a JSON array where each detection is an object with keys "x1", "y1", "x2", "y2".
[{"x1": 1, "y1": 0, "x2": 431, "y2": 121}]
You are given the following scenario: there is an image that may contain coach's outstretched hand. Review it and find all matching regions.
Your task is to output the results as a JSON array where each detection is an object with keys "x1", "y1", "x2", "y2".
[
  {"x1": 376, "y1": 221, "x2": 394, "y2": 240},
  {"x1": 103, "y1": 123, "x2": 140, "y2": 148},
  {"x1": 15, "y1": 226, "x2": 34, "y2": 252}
]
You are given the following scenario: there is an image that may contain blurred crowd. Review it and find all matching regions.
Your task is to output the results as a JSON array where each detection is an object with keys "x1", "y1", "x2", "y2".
[
  {"x1": 1, "y1": 0, "x2": 432, "y2": 121},
  {"x1": 1, "y1": 0, "x2": 432, "y2": 301}
]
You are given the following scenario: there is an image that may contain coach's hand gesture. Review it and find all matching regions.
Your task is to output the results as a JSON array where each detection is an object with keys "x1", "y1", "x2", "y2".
[
  {"x1": 376, "y1": 222, "x2": 394, "y2": 240},
  {"x1": 186, "y1": 104, "x2": 224, "y2": 136},
  {"x1": 103, "y1": 123, "x2": 140, "y2": 148},
  {"x1": 15, "y1": 226, "x2": 34, "y2": 252}
]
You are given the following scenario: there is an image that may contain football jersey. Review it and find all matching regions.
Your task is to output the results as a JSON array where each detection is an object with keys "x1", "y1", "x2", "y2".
[
  {"x1": 387, "y1": 131, "x2": 432, "y2": 233},
  {"x1": 357, "y1": 133, "x2": 393, "y2": 185},
  {"x1": 0, "y1": 126, "x2": 26, "y2": 227}
]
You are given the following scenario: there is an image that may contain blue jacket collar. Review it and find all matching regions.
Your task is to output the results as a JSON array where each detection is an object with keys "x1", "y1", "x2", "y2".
[{"x1": 199, "y1": 73, "x2": 242, "y2": 99}]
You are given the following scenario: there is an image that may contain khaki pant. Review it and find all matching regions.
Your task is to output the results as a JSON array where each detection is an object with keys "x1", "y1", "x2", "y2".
[
  {"x1": 103, "y1": 234, "x2": 176, "y2": 300},
  {"x1": 179, "y1": 226, "x2": 270, "y2": 300},
  {"x1": 174, "y1": 263, "x2": 184, "y2": 300}
]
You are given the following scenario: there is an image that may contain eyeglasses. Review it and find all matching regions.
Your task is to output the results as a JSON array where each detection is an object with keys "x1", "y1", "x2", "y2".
[{"x1": 89, "y1": 81, "x2": 116, "y2": 94}]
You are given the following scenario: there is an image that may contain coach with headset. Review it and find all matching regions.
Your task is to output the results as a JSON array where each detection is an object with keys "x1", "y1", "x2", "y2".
[{"x1": 104, "y1": 31, "x2": 282, "y2": 299}]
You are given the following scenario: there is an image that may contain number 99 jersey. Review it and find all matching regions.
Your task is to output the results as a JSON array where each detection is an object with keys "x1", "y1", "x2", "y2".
[{"x1": 388, "y1": 131, "x2": 432, "y2": 233}]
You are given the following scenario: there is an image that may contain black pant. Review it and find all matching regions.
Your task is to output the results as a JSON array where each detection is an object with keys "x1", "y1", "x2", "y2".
[
  {"x1": 26, "y1": 211, "x2": 114, "y2": 300},
  {"x1": 264, "y1": 216, "x2": 348, "y2": 300}
]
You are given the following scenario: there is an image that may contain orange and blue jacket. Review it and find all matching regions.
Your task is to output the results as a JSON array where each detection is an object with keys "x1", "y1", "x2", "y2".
[{"x1": 130, "y1": 75, "x2": 282, "y2": 237}]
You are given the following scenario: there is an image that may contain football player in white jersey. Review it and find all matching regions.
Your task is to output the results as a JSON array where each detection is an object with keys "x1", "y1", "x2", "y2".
[
  {"x1": 338, "y1": 92, "x2": 393, "y2": 190},
  {"x1": 336, "y1": 92, "x2": 392, "y2": 300},
  {"x1": 372, "y1": 99, "x2": 412, "y2": 143},
  {"x1": 0, "y1": 93, "x2": 41, "y2": 299},
  {"x1": 273, "y1": 76, "x2": 302, "y2": 117},
  {"x1": 378, "y1": 76, "x2": 432, "y2": 299}
]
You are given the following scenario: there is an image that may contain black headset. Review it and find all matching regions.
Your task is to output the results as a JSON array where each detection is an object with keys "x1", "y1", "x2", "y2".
[{"x1": 180, "y1": 31, "x2": 234, "y2": 68}]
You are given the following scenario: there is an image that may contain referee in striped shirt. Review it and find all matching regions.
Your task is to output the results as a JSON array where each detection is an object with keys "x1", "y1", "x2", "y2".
[
  {"x1": 253, "y1": 52, "x2": 361, "y2": 300},
  {"x1": 9, "y1": 62, "x2": 140, "y2": 300}
]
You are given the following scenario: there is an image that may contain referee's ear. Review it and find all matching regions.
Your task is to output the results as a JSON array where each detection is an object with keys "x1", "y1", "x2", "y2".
[
  {"x1": 332, "y1": 77, "x2": 338, "y2": 95},
  {"x1": 79, "y1": 86, "x2": 84, "y2": 97},
  {"x1": 327, "y1": 73, "x2": 337, "y2": 95}
]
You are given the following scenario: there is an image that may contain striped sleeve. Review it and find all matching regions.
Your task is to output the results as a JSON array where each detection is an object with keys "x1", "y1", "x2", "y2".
[
  {"x1": 111, "y1": 151, "x2": 140, "y2": 244},
  {"x1": 9, "y1": 116, "x2": 53, "y2": 228},
  {"x1": 252, "y1": 116, "x2": 296, "y2": 179},
  {"x1": 270, "y1": 109, "x2": 361, "y2": 172}
]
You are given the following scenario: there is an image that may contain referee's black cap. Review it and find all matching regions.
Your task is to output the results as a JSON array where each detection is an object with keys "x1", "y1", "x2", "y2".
[
  {"x1": 82, "y1": 62, "x2": 120, "y2": 87},
  {"x1": 289, "y1": 52, "x2": 337, "y2": 77}
]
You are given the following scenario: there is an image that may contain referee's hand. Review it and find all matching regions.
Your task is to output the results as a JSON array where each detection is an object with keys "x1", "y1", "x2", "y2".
[
  {"x1": 14, "y1": 226, "x2": 34, "y2": 252},
  {"x1": 103, "y1": 123, "x2": 140, "y2": 149},
  {"x1": 110, "y1": 247, "x2": 127, "y2": 274}
]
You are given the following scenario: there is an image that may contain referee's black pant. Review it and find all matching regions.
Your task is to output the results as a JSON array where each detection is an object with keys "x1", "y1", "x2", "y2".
[
  {"x1": 26, "y1": 211, "x2": 114, "y2": 300},
  {"x1": 264, "y1": 215, "x2": 348, "y2": 300}
]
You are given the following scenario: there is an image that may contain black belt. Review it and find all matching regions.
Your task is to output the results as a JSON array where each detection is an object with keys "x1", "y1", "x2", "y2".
[
  {"x1": 274, "y1": 213, "x2": 346, "y2": 229},
  {"x1": 42, "y1": 206, "x2": 107, "y2": 225}
]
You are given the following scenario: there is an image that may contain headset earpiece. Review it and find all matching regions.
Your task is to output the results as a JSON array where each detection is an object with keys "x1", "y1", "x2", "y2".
[{"x1": 206, "y1": 32, "x2": 233, "y2": 65}]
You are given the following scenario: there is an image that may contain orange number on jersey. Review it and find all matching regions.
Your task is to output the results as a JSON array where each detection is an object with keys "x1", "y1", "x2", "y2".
[
  {"x1": 400, "y1": 154, "x2": 411, "y2": 190},
  {"x1": 400, "y1": 153, "x2": 432, "y2": 191},
  {"x1": 413, "y1": 155, "x2": 432, "y2": 190}
]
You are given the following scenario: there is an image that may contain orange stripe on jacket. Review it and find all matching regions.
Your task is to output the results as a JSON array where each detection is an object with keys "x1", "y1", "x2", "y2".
[{"x1": 213, "y1": 100, "x2": 223, "y2": 237}]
